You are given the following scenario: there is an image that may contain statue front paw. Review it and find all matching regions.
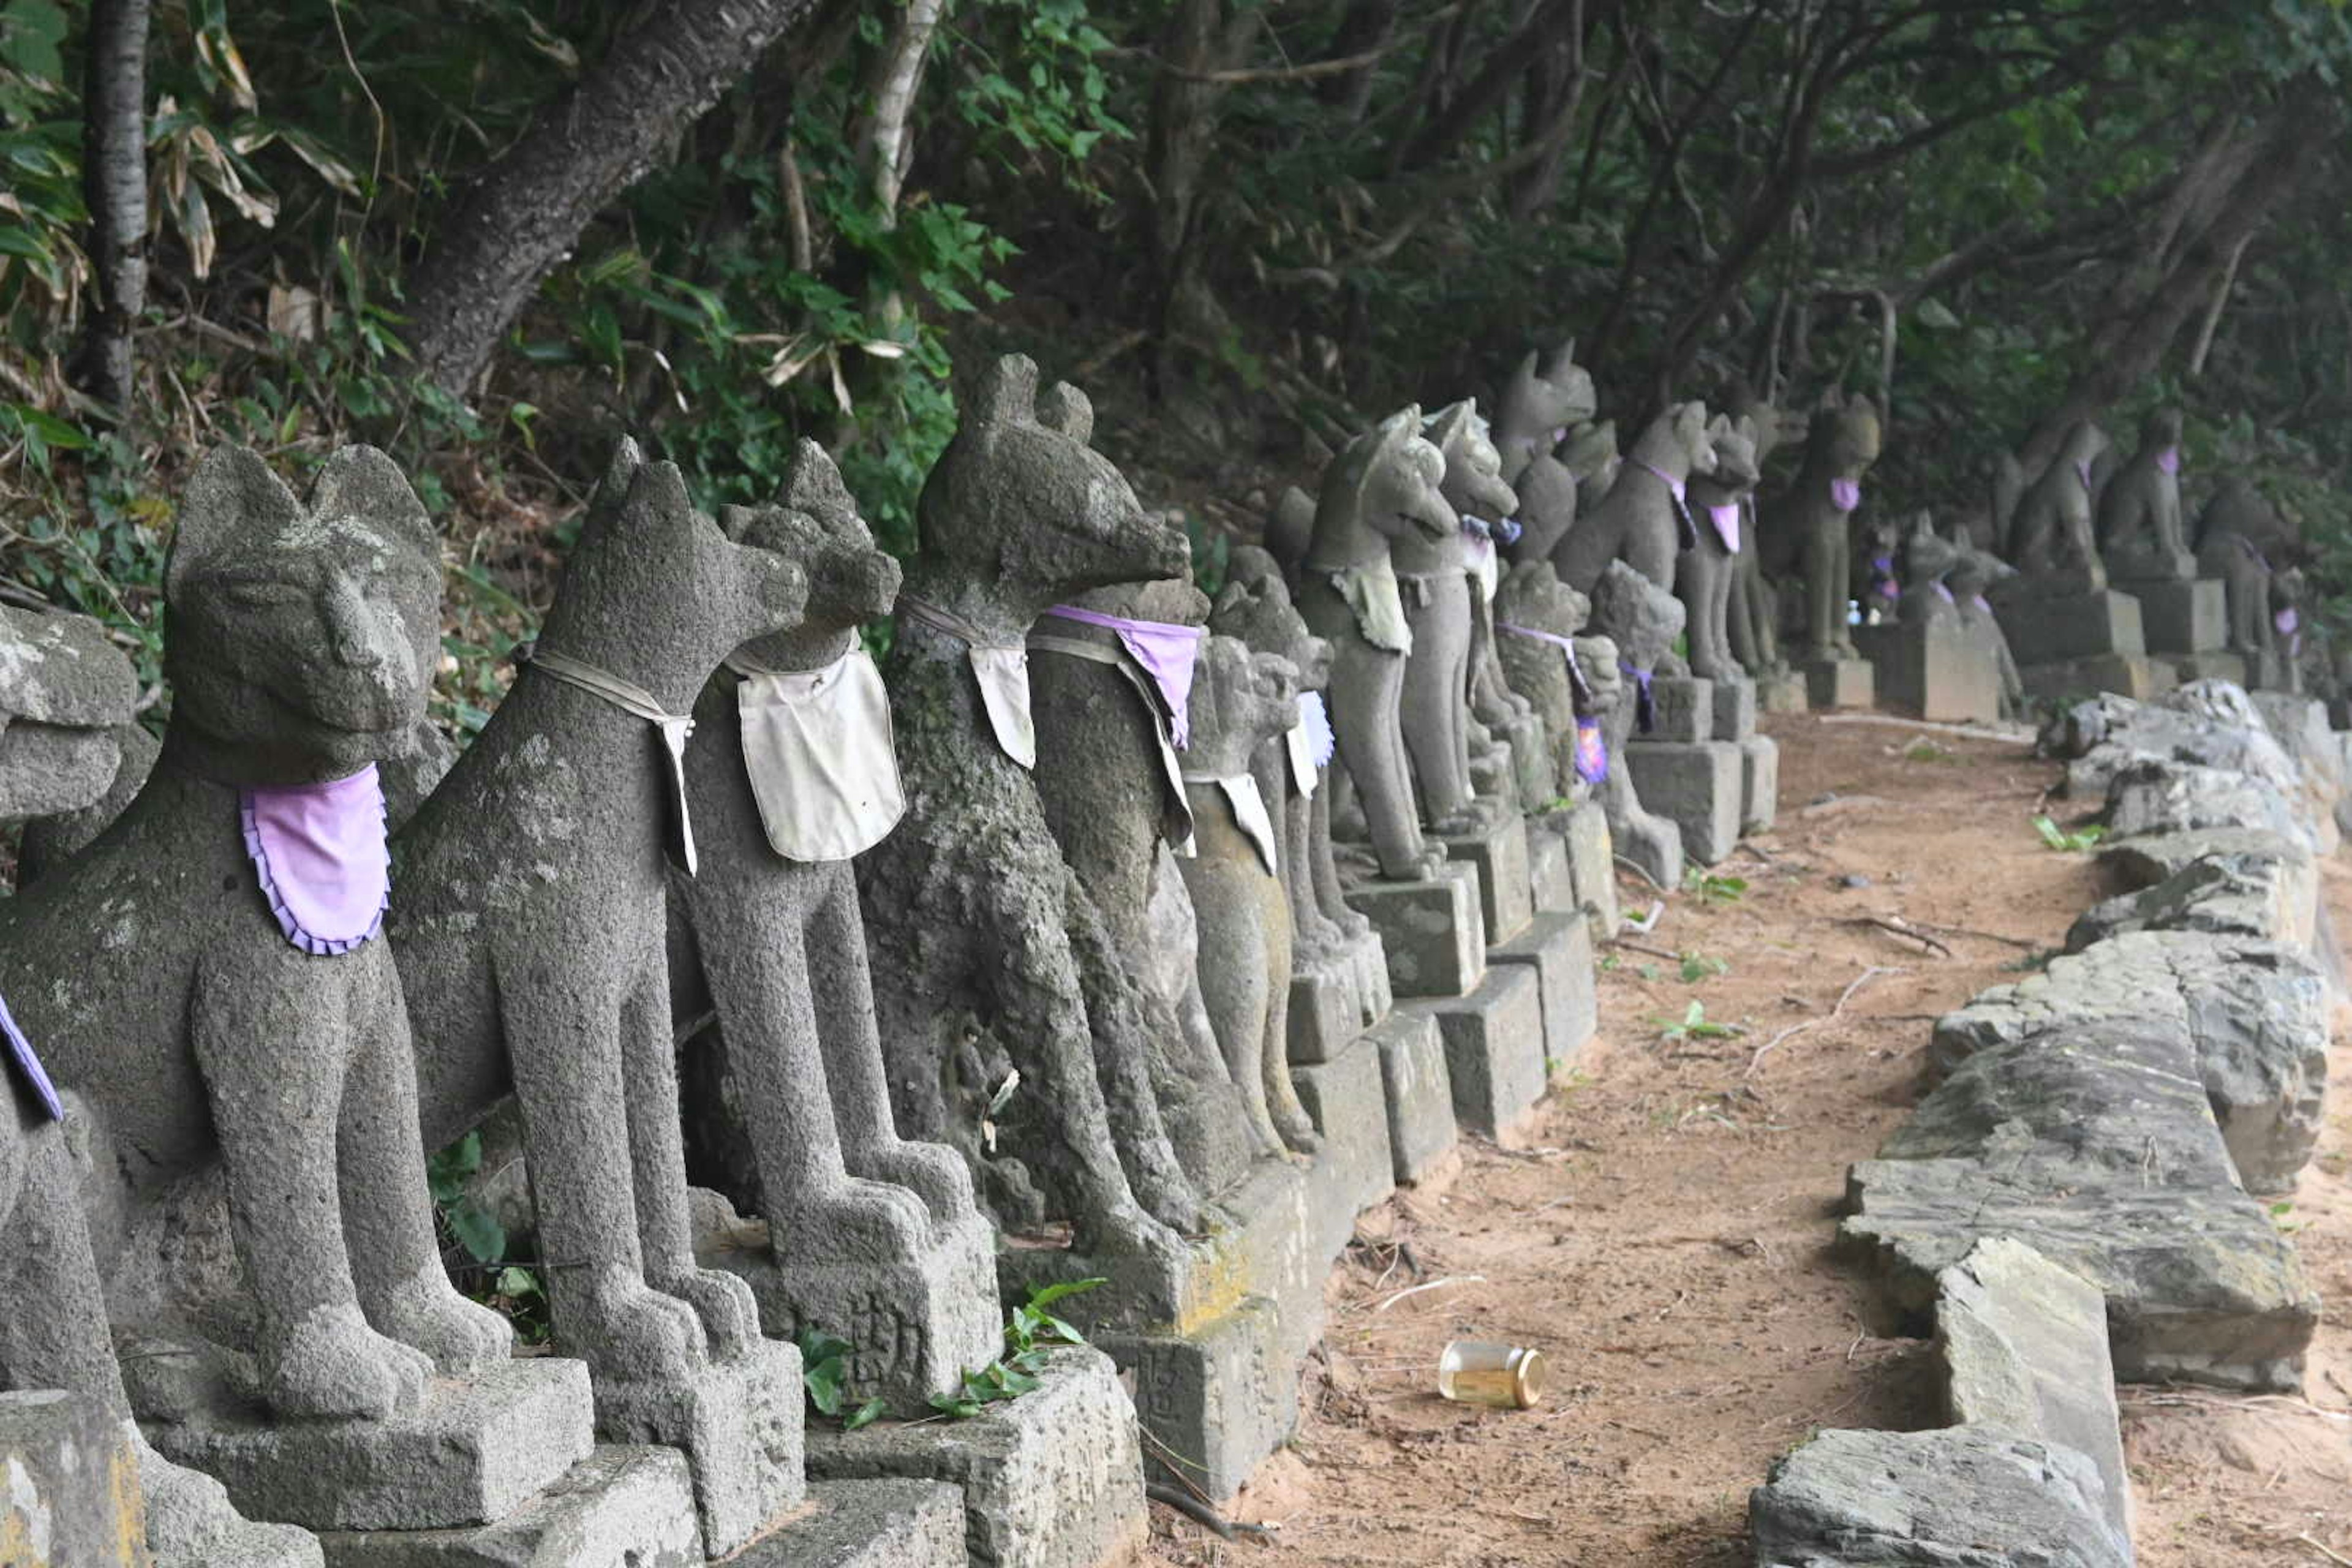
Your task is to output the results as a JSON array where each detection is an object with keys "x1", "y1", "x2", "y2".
[
  {"x1": 856, "y1": 1139, "x2": 977, "y2": 1226},
  {"x1": 651, "y1": 1267, "x2": 761, "y2": 1361},
  {"x1": 379, "y1": 1265, "x2": 514, "y2": 1374},
  {"x1": 262, "y1": 1302, "x2": 432, "y2": 1419},
  {"x1": 566, "y1": 1270, "x2": 707, "y2": 1383}
]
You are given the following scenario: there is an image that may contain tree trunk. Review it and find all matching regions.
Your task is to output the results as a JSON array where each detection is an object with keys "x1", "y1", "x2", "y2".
[
  {"x1": 402, "y1": 0, "x2": 822, "y2": 398},
  {"x1": 73, "y1": 0, "x2": 151, "y2": 413}
]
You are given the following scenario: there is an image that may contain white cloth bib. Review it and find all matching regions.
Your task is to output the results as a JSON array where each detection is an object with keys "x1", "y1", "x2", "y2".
[
  {"x1": 1188, "y1": 770, "x2": 1280, "y2": 877},
  {"x1": 530, "y1": 648, "x2": 699, "y2": 875},
  {"x1": 969, "y1": 646, "x2": 1036, "y2": 769},
  {"x1": 731, "y1": 647, "x2": 906, "y2": 862}
]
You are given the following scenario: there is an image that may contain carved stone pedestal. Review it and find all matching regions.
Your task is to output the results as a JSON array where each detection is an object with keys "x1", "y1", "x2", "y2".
[
  {"x1": 1489, "y1": 910, "x2": 1597, "y2": 1075},
  {"x1": 1558, "y1": 801, "x2": 1619, "y2": 937},
  {"x1": 1436, "y1": 804, "x2": 1533, "y2": 945},
  {"x1": 804, "y1": 1348, "x2": 1144, "y2": 1568},
  {"x1": 1345, "y1": 863, "x2": 1487, "y2": 997},
  {"x1": 2001, "y1": 589, "x2": 2146, "y2": 667},
  {"x1": 1741, "y1": 737, "x2": 1779, "y2": 835},
  {"x1": 1856, "y1": 617, "x2": 2002, "y2": 723},
  {"x1": 1624, "y1": 740, "x2": 1744, "y2": 866},
  {"x1": 1645, "y1": 676, "x2": 1715, "y2": 743},
  {"x1": 1292, "y1": 1029, "x2": 1399, "y2": 1257},
  {"x1": 1802, "y1": 657, "x2": 1875, "y2": 710},
  {"x1": 1757, "y1": 669, "x2": 1810, "y2": 715},
  {"x1": 2018, "y1": 654, "x2": 2174, "y2": 704},
  {"x1": 1365, "y1": 1010, "x2": 1458, "y2": 1184},
  {"x1": 1712, "y1": 676, "x2": 1758, "y2": 742},
  {"x1": 1528, "y1": 826, "x2": 1574, "y2": 913},
  {"x1": 734, "y1": 1480, "x2": 967, "y2": 1568},
  {"x1": 2119, "y1": 578, "x2": 2226, "y2": 657},
  {"x1": 1401, "y1": 964, "x2": 1545, "y2": 1142},
  {"x1": 1286, "y1": 930, "x2": 1387, "y2": 1065},
  {"x1": 594, "y1": 1340, "x2": 802, "y2": 1558},
  {"x1": 0, "y1": 1390, "x2": 147, "y2": 1568},
  {"x1": 318, "y1": 1446, "x2": 701, "y2": 1568},
  {"x1": 2172, "y1": 651, "x2": 2249, "y2": 687},
  {"x1": 696, "y1": 1204, "x2": 1002, "y2": 1417},
  {"x1": 151, "y1": 1360, "x2": 594, "y2": 1534}
]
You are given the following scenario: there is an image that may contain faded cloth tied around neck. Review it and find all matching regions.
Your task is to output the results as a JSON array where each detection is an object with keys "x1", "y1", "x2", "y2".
[
  {"x1": 1, "y1": 989, "x2": 61, "y2": 1121},
  {"x1": 1312, "y1": 556, "x2": 1413, "y2": 655},
  {"x1": 2074, "y1": 460, "x2": 2094, "y2": 494},
  {"x1": 1460, "y1": 526, "x2": 1500, "y2": 603},
  {"x1": 1706, "y1": 502, "x2": 1741, "y2": 553},
  {"x1": 1286, "y1": 689, "x2": 1336, "y2": 797},
  {"x1": 2157, "y1": 447, "x2": 2181, "y2": 478},
  {"x1": 239, "y1": 763, "x2": 390, "y2": 954},
  {"x1": 1619, "y1": 661, "x2": 1657, "y2": 734},
  {"x1": 1932, "y1": 581, "x2": 1955, "y2": 606},
  {"x1": 1869, "y1": 556, "x2": 1898, "y2": 600},
  {"x1": 1027, "y1": 626, "x2": 1194, "y2": 851},
  {"x1": 899, "y1": 594, "x2": 1035, "y2": 769},
  {"x1": 1829, "y1": 478, "x2": 1861, "y2": 514},
  {"x1": 1040, "y1": 605, "x2": 1204, "y2": 750},
  {"x1": 1634, "y1": 459, "x2": 1698, "y2": 551},
  {"x1": 728, "y1": 647, "x2": 905, "y2": 862},
  {"x1": 530, "y1": 649, "x2": 699, "y2": 875},
  {"x1": 1183, "y1": 767, "x2": 1280, "y2": 877},
  {"x1": 2277, "y1": 607, "x2": 2301, "y2": 638}
]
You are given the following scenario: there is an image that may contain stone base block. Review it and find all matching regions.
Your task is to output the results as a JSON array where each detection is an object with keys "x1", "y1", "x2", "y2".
[
  {"x1": 593, "y1": 1340, "x2": 802, "y2": 1559},
  {"x1": 151, "y1": 1360, "x2": 594, "y2": 1533},
  {"x1": 1528, "y1": 826, "x2": 1574, "y2": 916},
  {"x1": 1711, "y1": 676, "x2": 1757, "y2": 741},
  {"x1": 1366, "y1": 1010, "x2": 1458, "y2": 1184},
  {"x1": 1101, "y1": 1305, "x2": 1289, "y2": 1503},
  {"x1": 2165, "y1": 650, "x2": 2245, "y2": 686},
  {"x1": 1344, "y1": 862, "x2": 1486, "y2": 998},
  {"x1": 805, "y1": 1349, "x2": 1144, "y2": 1568},
  {"x1": 1757, "y1": 670, "x2": 1809, "y2": 715},
  {"x1": 1801, "y1": 658, "x2": 1874, "y2": 710},
  {"x1": 734, "y1": 1480, "x2": 965, "y2": 1567},
  {"x1": 2001, "y1": 589, "x2": 2147, "y2": 665},
  {"x1": 1292, "y1": 1031, "x2": 1398, "y2": 1259},
  {"x1": 1489, "y1": 911, "x2": 1595, "y2": 1074},
  {"x1": 318, "y1": 1446, "x2": 701, "y2": 1568},
  {"x1": 2253, "y1": 649, "x2": 2299, "y2": 692},
  {"x1": 1623, "y1": 740, "x2": 1742, "y2": 867},
  {"x1": 1559, "y1": 801, "x2": 1618, "y2": 937},
  {"x1": 2120, "y1": 578, "x2": 2226, "y2": 655},
  {"x1": 1437, "y1": 804, "x2": 1533, "y2": 945},
  {"x1": 1403, "y1": 964, "x2": 1545, "y2": 1143},
  {"x1": 2019, "y1": 653, "x2": 2175, "y2": 704},
  {"x1": 1858, "y1": 619, "x2": 2002, "y2": 723},
  {"x1": 1286, "y1": 954, "x2": 1356, "y2": 1066},
  {"x1": 1501, "y1": 712, "x2": 1553, "y2": 812},
  {"x1": 1647, "y1": 676, "x2": 1713, "y2": 742},
  {"x1": 1739, "y1": 734, "x2": 1779, "y2": 836},
  {"x1": 699, "y1": 1208, "x2": 1002, "y2": 1417},
  {"x1": 0, "y1": 1390, "x2": 145, "y2": 1567}
]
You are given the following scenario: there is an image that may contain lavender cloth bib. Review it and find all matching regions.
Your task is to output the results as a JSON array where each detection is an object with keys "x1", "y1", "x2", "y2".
[
  {"x1": 2277, "y1": 608, "x2": 2301, "y2": 637},
  {"x1": 1, "y1": 989, "x2": 61, "y2": 1121},
  {"x1": 1706, "y1": 502, "x2": 1741, "y2": 553},
  {"x1": 1932, "y1": 581, "x2": 1955, "y2": 605},
  {"x1": 731, "y1": 647, "x2": 906, "y2": 863},
  {"x1": 1572, "y1": 716, "x2": 1610, "y2": 785},
  {"x1": 1286, "y1": 690, "x2": 1336, "y2": 797},
  {"x1": 241, "y1": 763, "x2": 390, "y2": 956},
  {"x1": 1041, "y1": 606, "x2": 1205, "y2": 750},
  {"x1": 1830, "y1": 478, "x2": 1860, "y2": 513},
  {"x1": 2157, "y1": 447, "x2": 2181, "y2": 477}
]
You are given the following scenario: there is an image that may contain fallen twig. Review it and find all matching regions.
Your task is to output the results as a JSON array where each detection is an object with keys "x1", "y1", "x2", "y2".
[
  {"x1": 1841, "y1": 915, "x2": 1952, "y2": 957},
  {"x1": 1745, "y1": 966, "x2": 1907, "y2": 1077},
  {"x1": 1146, "y1": 1482, "x2": 1276, "y2": 1542},
  {"x1": 1613, "y1": 938, "x2": 1679, "y2": 962},
  {"x1": 1906, "y1": 918, "x2": 2042, "y2": 951},
  {"x1": 2297, "y1": 1534, "x2": 2352, "y2": 1567},
  {"x1": 1614, "y1": 853, "x2": 1669, "y2": 892},
  {"x1": 1374, "y1": 1273, "x2": 1484, "y2": 1313},
  {"x1": 1815, "y1": 712, "x2": 2034, "y2": 742}
]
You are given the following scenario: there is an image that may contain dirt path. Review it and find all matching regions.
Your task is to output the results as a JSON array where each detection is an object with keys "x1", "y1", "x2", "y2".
[{"x1": 1145, "y1": 712, "x2": 2352, "y2": 1566}]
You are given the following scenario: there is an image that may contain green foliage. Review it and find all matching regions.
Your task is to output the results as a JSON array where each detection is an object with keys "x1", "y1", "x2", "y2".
[
  {"x1": 425, "y1": 1129, "x2": 506, "y2": 1266},
  {"x1": 1683, "y1": 869, "x2": 1748, "y2": 905},
  {"x1": 2032, "y1": 815, "x2": 2106, "y2": 853},
  {"x1": 1678, "y1": 951, "x2": 1729, "y2": 982},
  {"x1": 1902, "y1": 740, "x2": 1958, "y2": 763},
  {"x1": 796, "y1": 1328, "x2": 889, "y2": 1431},
  {"x1": 1653, "y1": 1000, "x2": 1744, "y2": 1042},
  {"x1": 928, "y1": 1275, "x2": 1105, "y2": 1420}
]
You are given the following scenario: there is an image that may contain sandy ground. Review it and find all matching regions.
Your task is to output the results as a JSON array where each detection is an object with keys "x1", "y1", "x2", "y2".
[{"x1": 1144, "y1": 711, "x2": 2352, "y2": 1566}]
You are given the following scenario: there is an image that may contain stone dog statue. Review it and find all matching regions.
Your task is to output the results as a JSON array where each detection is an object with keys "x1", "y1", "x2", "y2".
[
  {"x1": 856, "y1": 353, "x2": 1202, "y2": 1287},
  {"x1": 1293, "y1": 408, "x2": 1458, "y2": 882},
  {"x1": 1943, "y1": 525, "x2": 2024, "y2": 718},
  {"x1": 1585, "y1": 559, "x2": 1689, "y2": 889},
  {"x1": 1675, "y1": 412, "x2": 1762, "y2": 682},
  {"x1": 0, "y1": 446, "x2": 515, "y2": 1425},
  {"x1": 1493, "y1": 341, "x2": 1598, "y2": 565},
  {"x1": 1999, "y1": 419, "x2": 2109, "y2": 592},
  {"x1": 1722, "y1": 383, "x2": 1808, "y2": 677},
  {"x1": 1177, "y1": 636, "x2": 1315, "y2": 1160},
  {"x1": 1492, "y1": 559, "x2": 1600, "y2": 799},
  {"x1": 2097, "y1": 407, "x2": 2191, "y2": 581},
  {"x1": 668, "y1": 440, "x2": 997, "y2": 1410},
  {"x1": 1553, "y1": 400, "x2": 1717, "y2": 597},
  {"x1": 397, "y1": 442, "x2": 803, "y2": 1397},
  {"x1": 2195, "y1": 476, "x2": 2298, "y2": 669},
  {"x1": 1758, "y1": 388, "x2": 1880, "y2": 663}
]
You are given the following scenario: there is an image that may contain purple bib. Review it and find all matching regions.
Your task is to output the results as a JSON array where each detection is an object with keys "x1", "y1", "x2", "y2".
[
  {"x1": 1707, "y1": 502, "x2": 1741, "y2": 552},
  {"x1": 1042, "y1": 606, "x2": 1204, "y2": 749},
  {"x1": 240, "y1": 764, "x2": 391, "y2": 956},
  {"x1": 1, "y1": 989, "x2": 61, "y2": 1121},
  {"x1": 2156, "y1": 447, "x2": 2180, "y2": 477},
  {"x1": 1932, "y1": 581, "x2": 1954, "y2": 605},
  {"x1": 1829, "y1": 478, "x2": 1860, "y2": 513},
  {"x1": 2276, "y1": 607, "x2": 2300, "y2": 637}
]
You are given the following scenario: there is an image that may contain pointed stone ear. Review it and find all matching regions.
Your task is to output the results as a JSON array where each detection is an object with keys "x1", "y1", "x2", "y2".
[
  {"x1": 1515, "y1": 349, "x2": 1540, "y2": 385},
  {"x1": 1706, "y1": 413, "x2": 1735, "y2": 440},
  {"x1": 1428, "y1": 399, "x2": 1474, "y2": 457},
  {"x1": 782, "y1": 437, "x2": 856, "y2": 519},
  {"x1": 1545, "y1": 337, "x2": 1578, "y2": 380},
  {"x1": 967, "y1": 353, "x2": 1040, "y2": 429},
  {"x1": 716, "y1": 503, "x2": 761, "y2": 542},
  {"x1": 1675, "y1": 402, "x2": 1707, "y2": 445},
  {"x1": 306, "y1": 445, "x2": 435, "y2": 567},
  {"x1": 594, "y1": 435, "x2": 646, "y2": 510},
  {"x1": 167, "y1": 445, "x2": 304, "y2": 598},
  {"x1": 1036, "y1": 382, "x2": 1093, "y2": 445}
]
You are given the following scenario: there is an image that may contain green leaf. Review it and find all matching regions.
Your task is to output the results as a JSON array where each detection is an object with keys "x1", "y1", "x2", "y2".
[
  {"x1": 1027, "y1": 1276, "x2": 1108, "y2": 1311},
  {"x1": 845, "y1": 1396, "x2": 888, "y2": 1431},
  {"x1": 446, "y1": 1204, "x2": 505, "y2": 1265},
  {"x1": 495, "y1": 1266, "x2": 541, "y2": 1300},
  {"x1": 803, "y1": 1358, "x2": 845, "y2": 1417}
]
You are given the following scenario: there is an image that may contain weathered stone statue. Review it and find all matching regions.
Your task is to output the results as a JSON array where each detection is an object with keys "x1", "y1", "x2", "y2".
[
  {"x1": 1943, "y1": 526, "x2": 2024, "y2": 717},
  {"x1": 2097, "y1": 408, "x2": 2191, "y2": 580},
  {"x1": 856, "y1": 354, "x2": 1199, "y2": 1287},
  {"x1": 1676, "y1": 413, "x2": 1762, "y2": 681},
  {"x1": 1493, "y1": 561, "x2": 1599, "y2": 796},
  {"x1": 1492, "y1": 342, "x2": 1597, "y2": 565},
  {"x1": 1723, "y1": 385, "x2": 1807, "y2": 677},
  {"x1": 1761, "y1": 388, "x2": 1881, "y2": 662},
  {"x1": 666, "y1": 440, "x2": 998, "y2": 1412},
  {"x1": 1295, "y1": 408, "x2": 1457, "y2": 881},
  {"x1": 1585, "y1": 560, "x2": 1688, "y2": 887},
  {"x1": 0, "y1": 446, "x2": 514, "y2": 1434},
  {"x1": 1400, "y1": 401, "x2": 1517, "y2": 829},
  {"x1": 1029, "y1": 562, "x2": 1257, "y2": 1204},
  {"x1": 1564, "y1": 420, "x2": 1621, "y2": 520},
  {"x1": 1999, "y1": 420, "x2": 2109, "y2": 592},
  {"x1": 2270, "y1": 566, "x2": 2309, "y2": 696},
  {"x1": 1177, "y1": 636, "x2": 1316, "y2": 1158},
  {"x1": 0, "y1": 597, "x2": 317, "y2": 1567},
  {"x1": 1553, "y1": 401, "x2": 1717, "y2": 595},
  {"x1": 2195, "y1": 477, "x2": 2298, "y2": 671}
]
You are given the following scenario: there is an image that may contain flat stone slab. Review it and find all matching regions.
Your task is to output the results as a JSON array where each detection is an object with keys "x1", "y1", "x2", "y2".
[
  {"x1": 733, "y1": 1480, "x2": 966, "y2": 1568},
  {"x1": 1528, "y1": 827, "x2": 1574, "y2": 916},
  {"x1": 1558, "y1": 802, "x2": 1618, "y2": 937},
  {"x1": 1646, "y1": 675, "x2": 1713, "y2": 743},
  {"x1": 1402, "y1": 963, "x2": 1545, "y2": 1143},
  {"x1": 1624, "y1": 739, "x2": 1741, "y2": 867},
  {"x1": 317, "y1": 1446, "x2": 703, "y2": 1568},
  {"x1": 2121, "y1": 577, "x2": 2226, "y2": 655},
  {"x1": 696, "y1": 1203, "x2": 1002, "y2": 1417},
  {"x1": 1937, "y1": 1239, "x2": 2130, "y2": 1544},
  {"x1": 1436, "y1": 806, "x2": 1533, "y2": 946},
  {"x1": 1366, "y1": 1009, "x2": 1458, "y2": 1185},
  {"x1": 1801, "y1": 657, "x2": 1872, "y2": 710},
  {"x1": 1344, "y1": 862, "x2": 1486, "y2": 998},
  {"x1": 1931, "y1": 929, "x2": 2329, "y2": 1193},
  {"x1": 1711, "y1": 676, "x2": 1756, "y2": 742},
  {"x1": 151, "y1": 1360, "x2": 595, "y2": 1533},
  {"x1": 1749, "y1": 1427, "x2": 2130, "y2": 1568},
  {"x1": 2105, "y1": 755, "x2": 2309, "y2": 850},
  {"x1": 2098, "y1": 828, "x2": 2317, "y2": 951},
  {"x1": 2070, "y1": 844, "x2": 2310, "y2": 952},
  {"x1": 805, "y1": 1348, "x2": 1145, "y2": 1568},
  {"x1": 1489, "y1": 910, "x2": 1596, "y2": 1076},
  {"x1": 592, "y1": 1338, "x2": 802, "y2": 1559},
  {"x1": 2003, "y1": 588, "x2": 2147, "y2": 665},
  {"x1": 0, "y1": 1390, "x2": 146, "y2": 1568},
  {"x1": 1292, "y1": 1029, "x2": 1398, "y2": 1259}
]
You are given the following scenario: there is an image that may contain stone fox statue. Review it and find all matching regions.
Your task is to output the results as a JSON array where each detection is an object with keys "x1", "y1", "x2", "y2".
[
  {"x1": 2097, "y1": 407, "x2": 2190, "y2": 580},
  {"x1": 396, "y1": 442, "x2": 804, "y2": 1391},
  {"x1": 1676, "y1": 412, "x2": 1762, "y2": 681},
  {"x1": 1294, "y1": 408, "x2": 1458, "y2": 881},
  {"x1": 1552, "y1": 400, "x2": 1717, "y2": 596},
  {"x1": 1999, "y1": 419, "x2": 2108, "y2": 588},
  {"x1": 1760, "y1": 388, "x2": 1880, "y2": 662},
  {"x1": 1493, "y1": 340, "x2": 1599, "y2": 565},
  {"x1": 857, "y1": 353, "x2": 1202, "y2": 1271},
  {"x1": 2195, "y1": 477, "x2": 2297, "y2": 667},
  {"x1": 1722, "y1": 382, "x2": 1807, "y2": 676},
  {"x1": 0, "y1": 447, "x2": 514, "y2": 1425}
]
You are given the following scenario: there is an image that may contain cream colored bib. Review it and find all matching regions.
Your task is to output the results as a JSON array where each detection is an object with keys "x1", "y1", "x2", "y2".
[
  {"x1": 1315, "y1": 556, "x2": 1413, "y2": 655},
  {"x1": 730, "y1": 647, "x2": 906, "y2": 862},
  {"x1": 1187, "y1": 769, "x2": 1280, "y2": 876}
]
